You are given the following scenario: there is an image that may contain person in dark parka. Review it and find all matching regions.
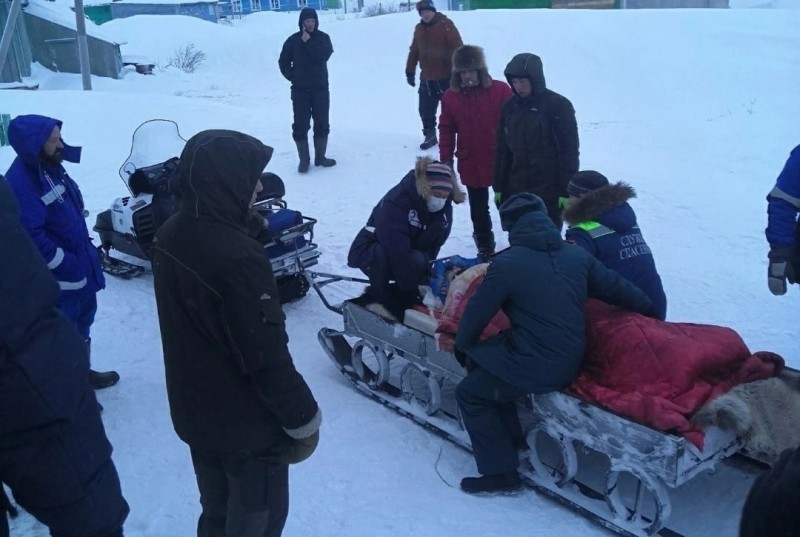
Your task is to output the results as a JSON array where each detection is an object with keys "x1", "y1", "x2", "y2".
[
  {"x1": 4, "y1": 114, "x2": 119, "y2": 389},
  {"x1": 454, "y1": 192, "x2": 651, "y2": 495},
  {"x1": 348, "y1": 157, "x2": 465, "y2": 321},
  {"x1": 739, "y1": 446, "x2": 800, "y2": 537},
  {"x1": 563, "y1": 170, "x2": 667, "y2": 320},
  {"x1": 278, "y1": 7, "x2": 336, "y2": 173},
  {"x1": 493, "y1": 53, "x2": 579, "y2": 228},
  {"x1": 0, "y1": 175, "x2": 128, "y2": 536},
  {"x1": 151, "y1": 130, "x2": 321, "y2": 537}
]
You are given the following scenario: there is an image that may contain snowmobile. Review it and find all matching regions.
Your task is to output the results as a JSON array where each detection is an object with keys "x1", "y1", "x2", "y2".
[
  {"x1": 309, "y1": 267, "x2": 793, "y2": 537},
  {"x1": 93, "y1": 119, "x2": 320, "y2": 303}
]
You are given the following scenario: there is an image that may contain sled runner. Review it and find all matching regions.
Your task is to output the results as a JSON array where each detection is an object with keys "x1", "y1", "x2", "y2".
[
  {"x1": 310, "y1": 269, "x2": 787, "y2": 537},
  {"x1": 93, "y1": 120, "x2": 320, "y2": 302}
]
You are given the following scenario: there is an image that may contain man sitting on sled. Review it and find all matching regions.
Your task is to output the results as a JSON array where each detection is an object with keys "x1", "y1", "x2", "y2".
[{"x1": 454, "y1": 192, "x2": 652, "y2": 495}]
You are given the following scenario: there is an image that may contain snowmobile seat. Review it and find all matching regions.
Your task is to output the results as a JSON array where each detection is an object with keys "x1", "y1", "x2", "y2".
[{"x1": 257, "y1": 172, "x2": 285, "y2": 203}]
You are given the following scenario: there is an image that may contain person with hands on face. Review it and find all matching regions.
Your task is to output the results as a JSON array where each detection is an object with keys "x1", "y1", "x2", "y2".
[
  {"x1": 151, "y1": 130, "x2": 321, "y2": 537},
  {"x1": 279, "y1": 7, "x2": 336, "y2": 174},
  {"x1": 766, "y1": 145, "x2": 800, "y2": 296}
]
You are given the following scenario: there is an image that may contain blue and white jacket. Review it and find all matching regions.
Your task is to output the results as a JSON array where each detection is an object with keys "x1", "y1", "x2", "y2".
[
  {"x1": 5, "y1": 115, "x2": 104, "y2": 299},
  {"x1": 766, "y1": 145, "x2": 800, "y2": 249}
]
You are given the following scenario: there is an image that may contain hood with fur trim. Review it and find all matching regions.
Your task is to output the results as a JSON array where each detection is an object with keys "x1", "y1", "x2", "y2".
[
  {"x1": 449, "y1": 45, "x2": 492, "y2": 93},
  {"x1": 414, "y1": 156, "x2": 465, "y2": 203},
  {"x1": 563, "y1": 182, "x2": 636, "y2": 226}
]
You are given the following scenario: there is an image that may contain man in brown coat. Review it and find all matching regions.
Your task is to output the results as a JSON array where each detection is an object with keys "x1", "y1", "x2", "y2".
[{"x1": 405, "y1": 0, "x2": 463, "y2": 150}]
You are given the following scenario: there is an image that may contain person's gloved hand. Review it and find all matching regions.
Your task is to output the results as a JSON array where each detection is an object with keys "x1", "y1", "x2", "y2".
[
  {"x1": 558, "y1": 196, "x2": 570, "y2": 210},
  {"x1": 453, "y1": 348, "x2": 468, "y2": 368},
  {"x1": 494, "y1": 192, "x2": 503, "y2": 206},
  {"x1": 768, "y1": 247, "x2": 795, "y2": 296},
  {"x1": 268, "y1": 409, "x2": 322, "y2": 464},
  {"x1": 406, "y1": 74, "x2": 415, "y2": 87}
]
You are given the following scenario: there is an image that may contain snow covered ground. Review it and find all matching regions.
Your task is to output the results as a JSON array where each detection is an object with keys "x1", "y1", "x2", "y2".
[{"x1": 2, "y1": 5, "x2": 800, "y2": 537}]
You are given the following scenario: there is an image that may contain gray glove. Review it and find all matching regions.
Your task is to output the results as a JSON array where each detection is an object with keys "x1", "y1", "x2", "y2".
[
  {"x1": 768, "y1": 247, "x2": 795, "y2": 296},
  {"x1": 273, "y1": 409, "x2": 322, "y2": 465}
]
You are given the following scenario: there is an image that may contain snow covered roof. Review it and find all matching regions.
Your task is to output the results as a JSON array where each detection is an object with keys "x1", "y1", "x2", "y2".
[
  {"x1": 112, "y1": 0, "x2": 218, "y2": 5},
  {"x1": 23, "y1": 0, "x2": 121, "y2": 42}
]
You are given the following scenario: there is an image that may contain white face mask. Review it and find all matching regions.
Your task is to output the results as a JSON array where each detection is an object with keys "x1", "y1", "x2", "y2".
[{"x1": 427, "y1": 196, "x2": 447, "y2": 213}]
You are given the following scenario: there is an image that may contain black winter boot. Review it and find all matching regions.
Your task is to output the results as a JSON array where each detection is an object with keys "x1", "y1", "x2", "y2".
[
  {"x1": 473, "y1": 232, "x2": 496, "y2": 262},
  {"x1": 460, "y1": 471, "x2": 523, "y2": 495},
  {"x1": 420, "y1": 128, "x2": 438, "y2": 150},
  {"x1": 296, "y1": 139, "x2": 311, "y2": 173},
  {"x1": 86, "y1": 339, "x2": 120, "y2": 390},
  {"x1": 313, "y1": 136, "x2": 337, "y2": 167}
]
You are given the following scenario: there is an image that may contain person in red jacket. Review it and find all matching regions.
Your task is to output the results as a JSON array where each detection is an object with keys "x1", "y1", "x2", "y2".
[{"x1": 439, "y1": 45, "x2": 512, "y2": 260}]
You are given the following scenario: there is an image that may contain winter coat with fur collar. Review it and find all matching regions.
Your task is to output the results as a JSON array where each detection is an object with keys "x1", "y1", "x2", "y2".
[
  {"x1": 348, "y1": 157, "x2": 464, "y2": 292},
  {"x1": 563, "y1": 182, "x2": 667, "y2": 320}
]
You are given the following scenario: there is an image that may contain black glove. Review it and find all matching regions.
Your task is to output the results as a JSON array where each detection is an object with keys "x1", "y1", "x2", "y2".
[
  {"x1": 453, "y1": 348, "x2": 468, "y2": 368},
  {"x1": 406, "y1": 74, "x2": 415, "y2": 87},
  {"x1": 768, "y1": 247, "x2": 795, "y2": 296}
]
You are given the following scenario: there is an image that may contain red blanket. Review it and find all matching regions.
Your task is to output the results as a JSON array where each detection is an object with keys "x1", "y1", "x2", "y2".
[
  {"x1": 436, "y1": 283, "x2": 784, "y2": 449},
  {"x1": 571, "y1": 300, "x2": 783, "y2": 449}
]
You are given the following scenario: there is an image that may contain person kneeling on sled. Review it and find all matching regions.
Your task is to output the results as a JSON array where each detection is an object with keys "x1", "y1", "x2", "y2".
[
  {"x1": 453, "y1": 193, "x2": 652, "y2": 495},
  {"x1": 348, "y1": 157, "x2": 464, "y2": 321},
  {"x1": 766, "y1": 144, "x2": 800, "y2": 296},
  {"x1": 563, "y1": 170, "x2": 667, "y2": 320}
]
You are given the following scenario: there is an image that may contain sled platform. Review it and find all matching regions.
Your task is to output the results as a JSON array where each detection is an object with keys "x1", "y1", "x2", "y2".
[{"x1": 316, "y1": 298, "x2": 768, "y2": 537}]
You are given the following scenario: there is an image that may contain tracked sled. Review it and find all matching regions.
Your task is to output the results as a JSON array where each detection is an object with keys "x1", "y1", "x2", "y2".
[
  {"x1": 93, "y1": 120, "x2": 320, "y2": 303},
  {"x1": 310, "y1": 267, "x2": 790, "y2": 537}
]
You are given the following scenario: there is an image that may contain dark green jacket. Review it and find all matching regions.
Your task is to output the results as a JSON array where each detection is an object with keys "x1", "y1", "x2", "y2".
[{"x1": 455, "y1": 205, "x2": 651, "y2": 393}]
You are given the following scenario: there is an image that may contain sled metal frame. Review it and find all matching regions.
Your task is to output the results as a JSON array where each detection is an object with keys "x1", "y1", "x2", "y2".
[{"x1": 311, "y1": 277, "x2": 754, "y2": 537}]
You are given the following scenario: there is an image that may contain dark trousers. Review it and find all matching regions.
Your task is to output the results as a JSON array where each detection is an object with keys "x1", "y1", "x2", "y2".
[
  {"x1": 191, "y1": 448, "x2": 289, "y2": 537},
  {"x1": 456, "y1": 366, "x2": 528, "y2": 476},
  {"x1": 291, "y1": 88, "x2": 330, "y2": 141},
  {"x1": 363, "y1": 243, "x2": 428, "y2": 305},
  {"x1": 418, "y1": 78, "x2": 449, "y2": 131},
  {"x1": 466, "y1": 186, "x2": 492, "y2": 236},
  {"x1": 57, "y1": 293, "x2": 97, "y2": 342}
]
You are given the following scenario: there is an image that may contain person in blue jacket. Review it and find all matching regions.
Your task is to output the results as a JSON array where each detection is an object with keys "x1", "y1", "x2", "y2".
[
  {"x1": 4, "y1": 115, "x2": 119, "y2": 389},
  {"x1": 348, "y1": 157, "x2": 464, "y2": 321},
  {"x1": 0, "y1": 175, "x2": 128, "y2": 536},
  {"x1": 454, "y1": 193, "x2": 651, "y2": 495},
  {"x1": 563, "y1": 170, "x2": 667, "y2": 320},
  {"x1": 766, "y1": 145, "x2": 800, "y2": 296}
]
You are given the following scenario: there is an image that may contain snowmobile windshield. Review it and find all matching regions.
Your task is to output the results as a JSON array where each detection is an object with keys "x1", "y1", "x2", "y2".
[{"x1": 119, "y1": 119, "x2": 187, "y2": 192}]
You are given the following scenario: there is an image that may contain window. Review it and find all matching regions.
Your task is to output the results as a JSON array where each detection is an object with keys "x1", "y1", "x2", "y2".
[
  {"x1": 297, "y1": 0, "x2": 307, "y2": 7},
  {"x1": 231, "y1": 0, "x2": 242, "y2": 12},
  {"x1": 251, "y1": 0, "x2": 261, "y2": 10},
  {"x1": 270, "y1": 0, "x2": 279, "y2": 8}
]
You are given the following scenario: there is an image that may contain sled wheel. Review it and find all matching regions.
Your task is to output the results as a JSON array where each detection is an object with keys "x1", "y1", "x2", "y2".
[
  {"x1": 604, "y1": 467, "x2": 671, "y2": 536},
  {"x1": 399, "y1": 363, "x2": 442, "y2": 416},
  {"x1": 526, "y1": 424, "x2": 577, "y2": 488},
  {"x1": 351, "y1": 339, "x2": 390, "y2": 390}
]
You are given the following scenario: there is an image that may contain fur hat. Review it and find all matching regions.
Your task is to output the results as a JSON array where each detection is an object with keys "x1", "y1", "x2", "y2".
[
  {"x1": 450, "y1": 45, "x2": 492, "y2": 92},
  {"x1": 499, "y1": 192, "x2": 546, "y2": 231},
  {"x1": 567, "y1": 170, "x2": 610, "y2": 197},
  {"x1": 414, "y1": 156, "x2": 465, "y2": 204},
  {"x1": 416, "y1": 0, "x2": 436, "y2": 13}
]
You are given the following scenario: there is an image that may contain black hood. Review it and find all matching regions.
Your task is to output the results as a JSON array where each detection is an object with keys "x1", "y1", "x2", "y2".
[
  {"x1": 504, "y1": 53, "x2": 546, "y2": 96},
  {"x1": 177, "y1": 130, "x2": 273, "y2": 231},
  {"x1": 298, "y1": 7, "x2": 318, "y2": 30}
]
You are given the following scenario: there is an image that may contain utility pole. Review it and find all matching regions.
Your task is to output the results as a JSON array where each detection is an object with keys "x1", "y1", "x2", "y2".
[
  {"x1": 0, "y1": 0, "x2": 24, "y2": 76},
  {"x1": 73, "y1": 0, "x2": 92, "y2": 90}
]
